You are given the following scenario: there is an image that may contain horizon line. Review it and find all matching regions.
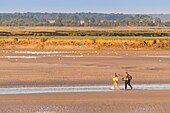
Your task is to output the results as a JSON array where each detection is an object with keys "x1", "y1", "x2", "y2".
[{"x1": 0, "y1": 12, "x2": 170, "y2": 15}]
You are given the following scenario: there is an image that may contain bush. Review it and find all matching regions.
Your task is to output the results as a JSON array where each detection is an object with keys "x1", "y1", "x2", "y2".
[
  {"x1": 41, "y1": 38, "x2": 48, "y2": 43},
  {"x1": 14, "y1": 38, "x2": 18, "y2": 42}
]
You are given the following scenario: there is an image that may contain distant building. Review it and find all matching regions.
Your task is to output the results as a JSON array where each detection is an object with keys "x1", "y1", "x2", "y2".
[
  {"x1": 80, "y1": 20, "x2": 85, "y2": 25},
  {"x1": 100, "y1": 20, "x2": 105, "y2": 23},
  {"x1": 100, "y1": 20, "x2": 114, "y2": 23},
  {"x1": 113, "y1": 20, "x2": 119, "y2": 23},
  {"x1": 48, "y1": 20, "x2": 56, "y2": 24}
]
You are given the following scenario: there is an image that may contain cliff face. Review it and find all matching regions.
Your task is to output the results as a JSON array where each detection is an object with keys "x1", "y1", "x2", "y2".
[{"x1": 0, "y1": 38, "x2": 170, "y2": 50}]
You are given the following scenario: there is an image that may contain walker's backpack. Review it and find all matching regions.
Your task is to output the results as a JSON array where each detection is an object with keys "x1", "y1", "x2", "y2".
[{"x1": 128, "y1": 74, "x2": 132, "y2": 80}]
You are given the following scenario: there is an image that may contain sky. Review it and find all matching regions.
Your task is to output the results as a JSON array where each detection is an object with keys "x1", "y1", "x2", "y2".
[{"x1": 0, "y1": 0, "x2": 170, "y2": 14}]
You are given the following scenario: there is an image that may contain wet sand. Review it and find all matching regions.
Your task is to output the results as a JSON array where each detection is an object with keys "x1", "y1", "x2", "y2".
[
  {"x1": 0, "y1": 50, "x2": 170, "y2": 86},
  {"x1": 0, "y1": 91, "x2": 169, "y2": 113},
  {"x1": 0, "y1": 49, "x2": 170, "y2": 113}
]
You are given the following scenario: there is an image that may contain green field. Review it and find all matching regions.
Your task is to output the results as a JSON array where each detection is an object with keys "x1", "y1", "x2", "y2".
[{"x1": 1, "y1": 26, "x2": 170, "y2": 37}]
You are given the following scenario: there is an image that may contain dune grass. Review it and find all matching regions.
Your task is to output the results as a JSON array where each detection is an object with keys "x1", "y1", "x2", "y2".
[
  {"x1": 0, "y1": 36, "x2": 170, "y2": 40},
  {"x1": 1, "y1": 26, "x2": 170, "y2": 33}
]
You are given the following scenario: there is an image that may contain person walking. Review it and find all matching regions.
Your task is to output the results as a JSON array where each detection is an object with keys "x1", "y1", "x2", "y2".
[
  {"x1": 123, "y1": 72, "x2": 133, "y2": 90},
  {"x1": 112, "y1": 73, "x2": 120, "y2": 90}
]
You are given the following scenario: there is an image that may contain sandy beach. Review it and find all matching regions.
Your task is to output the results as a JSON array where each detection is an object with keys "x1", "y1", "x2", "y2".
[
  {"x1": 1, "y1": 0, "x2": 170, "y2": 112},
  {"x1": 0, "y1": 49, "x2": 170, "y2": 113},
  {"x1": 0, "y1": 91, "x2": 169, "y2": 113},
  {"x1": 0, "y1": 49, "x2": 170, "y2": 86}
]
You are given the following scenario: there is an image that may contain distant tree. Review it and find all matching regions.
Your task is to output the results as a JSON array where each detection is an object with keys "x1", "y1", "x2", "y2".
[{"x1": 0, "y1": 13, "x2": 163, "y2": 27}]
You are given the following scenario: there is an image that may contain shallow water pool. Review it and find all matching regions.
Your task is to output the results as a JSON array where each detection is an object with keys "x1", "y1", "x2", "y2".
[{"x1": 0, "y1": 84, "x2": 170, "y2": 94}]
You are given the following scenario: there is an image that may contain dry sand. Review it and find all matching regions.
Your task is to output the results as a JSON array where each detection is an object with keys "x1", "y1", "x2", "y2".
[{"x1": 0, "y1": 49, "x2": 169, "y2": 113}]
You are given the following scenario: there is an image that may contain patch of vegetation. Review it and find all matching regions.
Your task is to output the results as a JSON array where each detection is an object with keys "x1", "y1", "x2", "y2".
[
  {"x1": 41, "y1": 38, "x2": 48, "y2": 43},
  {"x1": 13, "y1": 38, "x2": 19, "y2": 42}
]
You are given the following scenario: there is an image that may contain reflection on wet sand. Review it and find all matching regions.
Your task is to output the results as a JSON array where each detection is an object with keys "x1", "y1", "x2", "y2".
[{"x1": 0, "y1": 84, "x2": 170, "y2": 94}]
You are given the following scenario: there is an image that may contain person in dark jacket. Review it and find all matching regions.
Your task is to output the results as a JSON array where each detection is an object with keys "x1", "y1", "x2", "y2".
[{"x1": 121, "y1": 72, "x2": 133, "y2": 90}]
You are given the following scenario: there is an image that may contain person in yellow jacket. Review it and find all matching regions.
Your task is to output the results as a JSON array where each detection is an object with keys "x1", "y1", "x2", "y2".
[{"x1": 112, "y1": 73, "x2": 120, "y2": 90}]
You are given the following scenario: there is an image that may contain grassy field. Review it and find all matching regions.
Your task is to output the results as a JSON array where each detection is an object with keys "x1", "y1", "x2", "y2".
[
  {"x1": 1, "y1": 36, "x2": 170, "y2": 40},
  {"x1": 0, "y1": 26, "x2": 170, "y2": 50},
  {"x1": 1, "y1": 26, "x2": 170, "y2": 33}
]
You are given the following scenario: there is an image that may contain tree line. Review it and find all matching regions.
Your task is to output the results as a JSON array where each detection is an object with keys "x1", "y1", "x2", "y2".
[{"x1": 0, "y1": 13, "x2": 167, "y2": 26}]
